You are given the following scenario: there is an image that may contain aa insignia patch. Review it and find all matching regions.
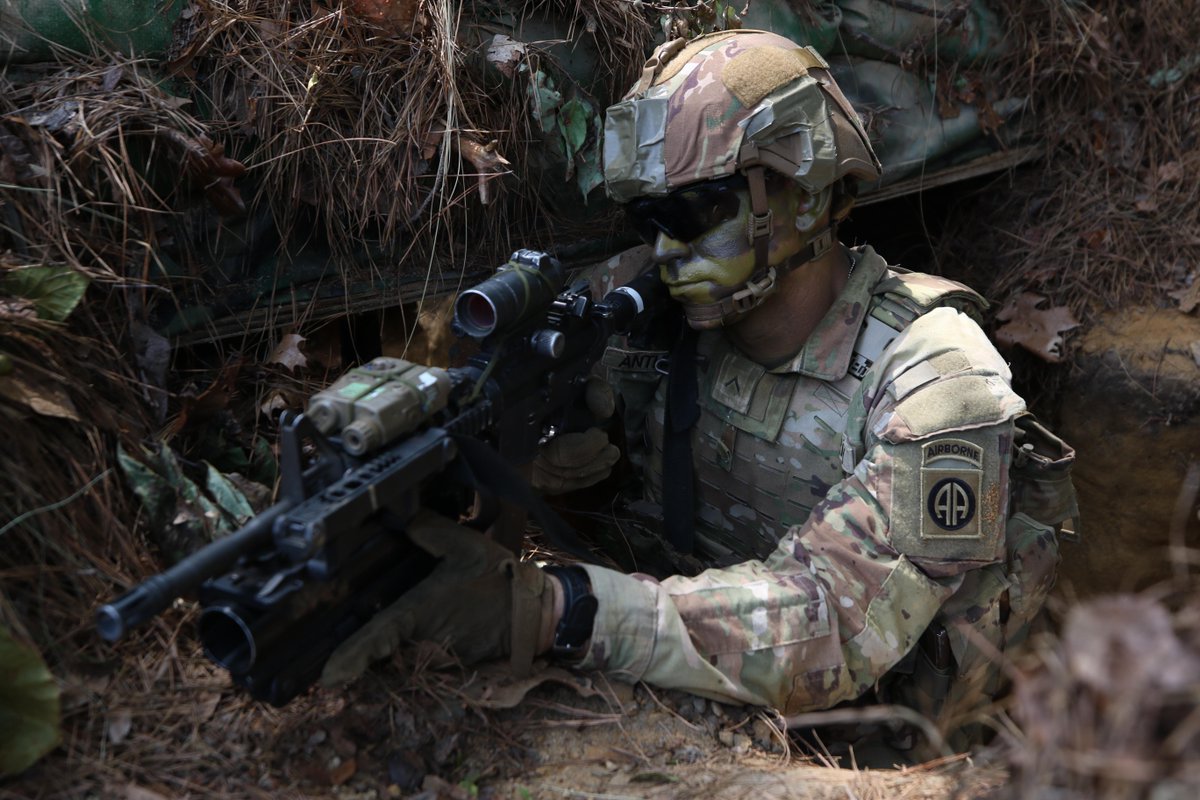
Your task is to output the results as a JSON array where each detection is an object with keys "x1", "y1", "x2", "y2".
[{"x1": 920, "y1": 438, "x2": 983, "y2": 539}]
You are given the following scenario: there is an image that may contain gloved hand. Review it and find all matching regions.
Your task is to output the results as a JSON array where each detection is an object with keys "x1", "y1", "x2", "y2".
[
  {"x1": 320, "y1": 510, "x2": 553, "y2": 687},
  {"x1": 532, "y1": 429, "x2": 621, "y2": 495},
  {"x1": 531, "y1": 378, "x2": 620, "y2": 495}
]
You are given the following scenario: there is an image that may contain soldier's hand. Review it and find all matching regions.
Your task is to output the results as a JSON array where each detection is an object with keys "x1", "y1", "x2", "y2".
[
  {"x1": 531, "y1": 378, "x2": 620, "y2": 495},
  {"x1": 320, "y1": 510, "x2": 551, "y2": 686},
  {"x1": 532, "y1": 429, "x2": 620, "y2": 495}
]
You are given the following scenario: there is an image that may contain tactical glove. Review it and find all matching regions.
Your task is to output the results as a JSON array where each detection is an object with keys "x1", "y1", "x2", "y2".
[
  {"x1": 320, "y1": 510, "x2": 552, "y2": 686},
  {"x1": 530, "y1": 378, "x2": 620, "y2": 495},
  {"x1": 531, "y1": 429, "x2": 621, "y2": 495}
]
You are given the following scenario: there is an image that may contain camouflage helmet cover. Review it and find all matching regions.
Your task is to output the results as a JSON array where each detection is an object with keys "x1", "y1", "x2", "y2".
[{"x1": 603, "y1": 30, "x2": 882, "y2": 203}]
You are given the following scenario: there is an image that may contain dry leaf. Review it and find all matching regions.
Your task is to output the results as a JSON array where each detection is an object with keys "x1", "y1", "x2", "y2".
[
  {"x1": 125, "y1": 785, "x2": 171, "y2": 800},
  {"x1": 329, "y1": 757, "x2": 357, "y2": 786},
  {"x1": 486, "y1": 34, "x2": 527, "y2": 78},
  {"x1": 268, "y1": 334, "x2": 307, "y2": 372},
  {"x1": 107, "y1": 708, "x2": 133, "y2": 744},
  {"x1": 260, "y1": 392, "x2": 289, "y2": 418},
  {"x1": 1134, "y1": 193, "x2": 1158, "y2": 213},
  {"x1": 1080, "y1": 228, "x2": 1111, "y2": 250},
  {"x1": 347, "y1": 0, "x2": 420, "y2": 31},
  {"x1": 995, "y1": 292, "x2": 1080, "y2": 363},
  {"x1": 1190, "y1": 341, "x2": 1200, "y2": 368},
  {"x1": 459, "y1": 664, "x2": 601, "y2": 709},
  {"x1": 1169, "y1": 280, "x2": 1200, "y2": 314},
  {"x1": 457, "y1": 135, "x2": 511, "y2": 206},
  {"x1": 1157, "y1": 161, "x2": 1184, "y2": 184},
  {"x1": 0, "y1": 372, "x2": 80, "y2": 420},
  {"x1": 196, "y1": 692, "x2": 221, "y2": 722},
  {"x1": 0, "y1": 297, "x2": 37, "y2": 319}
]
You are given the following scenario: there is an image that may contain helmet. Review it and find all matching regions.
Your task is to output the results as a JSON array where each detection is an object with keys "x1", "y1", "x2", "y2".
[
  {"x1": 604, "y1": 29, "x2": 880, "y2": 203},
  {"x1": 603, "y1": 30, "x2": 882, "y2": 323}
]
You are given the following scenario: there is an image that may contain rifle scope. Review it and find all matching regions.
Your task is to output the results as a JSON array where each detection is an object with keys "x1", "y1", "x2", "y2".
[{"x1": 455, "y1": 250, "x2": 566, "y2": 338}]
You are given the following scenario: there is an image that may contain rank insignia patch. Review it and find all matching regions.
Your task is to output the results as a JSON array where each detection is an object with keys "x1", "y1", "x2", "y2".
[{"x1": 920, "y1": 438, "x2": 983, "y2": 539}]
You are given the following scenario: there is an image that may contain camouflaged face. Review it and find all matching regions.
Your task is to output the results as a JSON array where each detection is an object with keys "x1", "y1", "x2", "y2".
[{"x1": 603, "y1": 30, "x2": 881, "y2": 203}]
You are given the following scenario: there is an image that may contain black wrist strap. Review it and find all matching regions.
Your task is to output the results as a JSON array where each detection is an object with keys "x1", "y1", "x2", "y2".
[{"x1": 544, "y1": 566, "x2": 597, "y2": 660}]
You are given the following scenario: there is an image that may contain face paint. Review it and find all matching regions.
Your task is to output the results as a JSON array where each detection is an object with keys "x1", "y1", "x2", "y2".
[{"x1": 652, "y1": 178, "x2": 806, "y2": 308}]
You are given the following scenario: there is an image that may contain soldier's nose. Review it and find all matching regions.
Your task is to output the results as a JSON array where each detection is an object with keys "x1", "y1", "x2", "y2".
[{"x1": 653, "y1": 233, "x2": 690, "y2": 271}]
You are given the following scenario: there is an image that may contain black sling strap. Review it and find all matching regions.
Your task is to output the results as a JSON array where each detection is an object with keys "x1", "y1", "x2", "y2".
[
  {"x1": 450, "y1": 434, "x2": 596, "y2": 563},
  {"x1": 662, "y1": 325, "x2": 700, "y2": 553}
]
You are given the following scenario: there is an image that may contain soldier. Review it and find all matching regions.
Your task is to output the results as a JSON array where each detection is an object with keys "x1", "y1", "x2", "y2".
[{"x1": 324, "y1": 30, "x2": 1063, "y2": 744}]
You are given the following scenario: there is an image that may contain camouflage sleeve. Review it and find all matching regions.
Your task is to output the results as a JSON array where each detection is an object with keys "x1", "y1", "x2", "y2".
[{"x1": 576, "y1": 308, "x2": 1026, "y2": 713}]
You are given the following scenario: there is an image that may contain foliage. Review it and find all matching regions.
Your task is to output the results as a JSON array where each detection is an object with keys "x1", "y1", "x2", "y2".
[{"x1": 0, "y1": 623, "x2": 61, "y2": 777}]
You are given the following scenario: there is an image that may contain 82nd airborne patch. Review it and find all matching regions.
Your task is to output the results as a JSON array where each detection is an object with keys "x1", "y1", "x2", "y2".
[{"x1": 920, "y1": 438, "x2": 983, "y2": 539}]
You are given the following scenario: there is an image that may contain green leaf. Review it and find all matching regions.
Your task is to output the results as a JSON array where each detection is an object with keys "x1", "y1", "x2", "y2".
[
  {"x1": 575, "y1": 149, "x2": 604, "y2": 200},
  {"x1": 526, "y1": 71, "x2": 562, "y2": 134},
  {"x1": 117, "y1": 444, "x2": 174, "y2": 530},
  {"x1": 0, "y1": 624, "x2": 61, "y2": 777},
  {"x1": 116, "y1": 444, "x2": 229, "y2": 561},
  {"x1": 204, "y1": 463, "x2": 254, "y2": 526},
  {"x1": 2, "y1": 266, "x2": 89, "y2": 322},
  {"x1": 559, "y1": 98, "x2": 589, "y2": 161}
]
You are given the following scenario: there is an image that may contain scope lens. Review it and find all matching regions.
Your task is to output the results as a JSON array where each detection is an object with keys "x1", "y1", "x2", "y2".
[{"x1": 455, "y1": 291, "x2": 498, "y2": 338}]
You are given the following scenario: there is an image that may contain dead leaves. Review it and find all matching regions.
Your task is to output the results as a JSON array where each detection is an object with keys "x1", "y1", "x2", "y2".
[
  {"x1": 456, "y1": 135, "x2": 511, "y2": 207},
  {"x1": 1169, "y1": 268, "x2": 1200, "y2": 314},
  {"x1": 996, "y1": 292, "x2": 1080, "y2": 363},
  {"x1": 0, "y1": 370, "x2": 80, "y2": 421},
  {"x1": 160, "y1": 130, "x2": 247, "y2": 217},
  {"x1": 268, "y1": 333, "x2": 307, "y2": 372}
]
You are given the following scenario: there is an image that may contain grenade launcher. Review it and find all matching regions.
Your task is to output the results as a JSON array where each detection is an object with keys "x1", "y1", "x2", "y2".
[{"x1": 95, "y1": 250, "x2": 665, "y2": 705}]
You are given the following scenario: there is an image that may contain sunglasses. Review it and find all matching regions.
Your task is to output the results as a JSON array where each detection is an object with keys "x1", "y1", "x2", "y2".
[{"x1": 626, "y1": 173, "x2": 747, "y2": 244}]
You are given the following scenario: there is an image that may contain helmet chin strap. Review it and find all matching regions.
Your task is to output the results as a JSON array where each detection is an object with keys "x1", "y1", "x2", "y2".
[{"x1": 683, "y1": 165, "x2": 834, "y2": 329}]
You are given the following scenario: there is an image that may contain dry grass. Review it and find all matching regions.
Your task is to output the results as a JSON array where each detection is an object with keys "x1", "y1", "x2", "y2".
[
  {"x1": 937, "y1": 0, "x2": 1200, "y2": 323},
  {"x1": 995, "y1": 589, "x2": 1200, "y2": 798},
  {"x1": 181, "y1": 0, "x2": 653, "y2": 275}
]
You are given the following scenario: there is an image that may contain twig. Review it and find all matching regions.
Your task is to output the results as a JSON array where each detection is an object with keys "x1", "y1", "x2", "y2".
[{"x1": 0, "y1": 469, "x2": 111, "y2": 537}]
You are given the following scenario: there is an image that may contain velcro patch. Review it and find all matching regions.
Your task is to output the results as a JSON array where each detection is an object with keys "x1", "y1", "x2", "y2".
[
  {"x1": 722, "y1": 46, "x2": 810, "y2": 107},
  {"x1": 920, "y1": 438, "x2": 983, "y2": 540},
  {"x1": 602, "y1": 346, "x2": 668, "y2": 374}
]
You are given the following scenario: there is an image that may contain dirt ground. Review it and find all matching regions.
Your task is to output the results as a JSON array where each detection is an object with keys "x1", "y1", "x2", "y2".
[
  {"x1": 1054, "y1": 307, "x2": 1200, "y2": 598},
  {"x1": 2, "y1": 629, "x2": 1006, "y2": 800}
]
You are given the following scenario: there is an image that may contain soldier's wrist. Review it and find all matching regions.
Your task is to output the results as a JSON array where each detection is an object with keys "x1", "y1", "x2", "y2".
[
  {"x1": 537, "y1": 573, "x2": 565, "y2": 655},
  {"x1": 541, "y1": 566, "x2": 597, "y2": 660}
]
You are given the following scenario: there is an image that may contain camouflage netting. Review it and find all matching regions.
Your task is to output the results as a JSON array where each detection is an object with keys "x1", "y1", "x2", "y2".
[{"x1": 1, "y1": 0, "x2": 1197, "y2": 795}]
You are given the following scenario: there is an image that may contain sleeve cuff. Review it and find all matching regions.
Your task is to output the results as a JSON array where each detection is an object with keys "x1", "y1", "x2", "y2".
[{"x1": 575, "y1": 565, "x2": 661, "y2": 681}]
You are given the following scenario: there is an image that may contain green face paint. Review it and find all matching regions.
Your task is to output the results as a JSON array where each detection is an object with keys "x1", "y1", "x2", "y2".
[{"x1": 655, "y1": 182, "x2": 804, "y2": 307}]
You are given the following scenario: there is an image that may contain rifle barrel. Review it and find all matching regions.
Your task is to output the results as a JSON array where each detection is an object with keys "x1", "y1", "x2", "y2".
[{"x1": 96, "y1": 502, "x2": 291, "y2": 642}]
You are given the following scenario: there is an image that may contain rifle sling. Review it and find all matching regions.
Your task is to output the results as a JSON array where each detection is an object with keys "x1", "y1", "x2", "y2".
[
  {"x1": 451, "y1": 434, "x2": 596, "y2": 563},
  {"x1": 662, "y1": 325, "x2": 700, "y2": 554}
]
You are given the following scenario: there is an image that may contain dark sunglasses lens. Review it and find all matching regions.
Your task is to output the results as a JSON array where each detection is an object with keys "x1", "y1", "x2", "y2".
[
  {"x1": 675, "y1": 186, "x2": 741, "y2": 240},
  {"x1": 626, "y1": 175, "x2": 745, "y2": 244},
  {"x1": 626, "y1": 202, "x2": 662, "y2": 243}
]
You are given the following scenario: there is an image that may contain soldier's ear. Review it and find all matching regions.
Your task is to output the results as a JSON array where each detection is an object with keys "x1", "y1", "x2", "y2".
[{"x1": 794, "y1": 186, "x2": 832, "y2": 235}]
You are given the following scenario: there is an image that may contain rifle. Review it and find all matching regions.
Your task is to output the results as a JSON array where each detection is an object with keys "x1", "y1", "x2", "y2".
[{"x1": 96, "y1": 250, "x2": 665, "y2": 706}]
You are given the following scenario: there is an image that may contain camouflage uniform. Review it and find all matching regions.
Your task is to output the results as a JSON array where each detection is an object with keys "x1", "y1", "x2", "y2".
[
  {"x1": 574, "y1": 31, "x2": 1063, "y2": 726},
  {"x1": 577, "y1": 245, "x2": 1057, "y2": 723}
]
